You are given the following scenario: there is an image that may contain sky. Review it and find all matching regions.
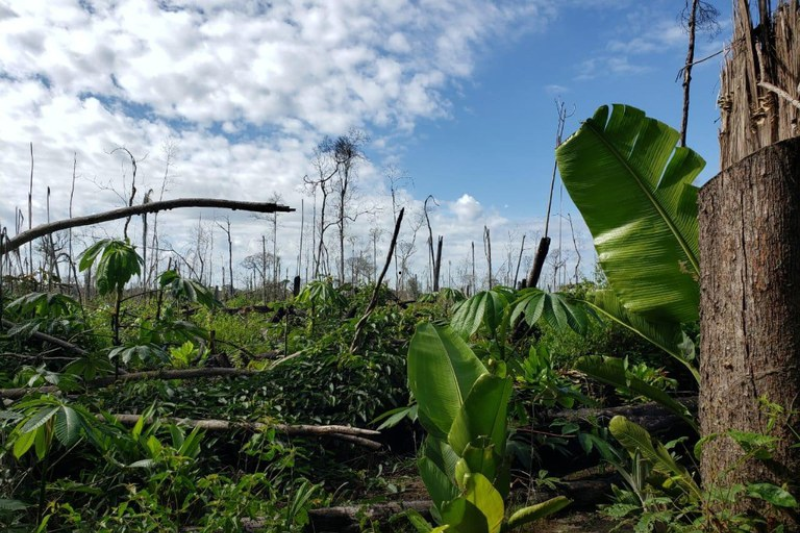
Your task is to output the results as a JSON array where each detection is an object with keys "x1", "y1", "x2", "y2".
[{"x1": 0, "y1": 0, "x2": 732, "y2": 292}]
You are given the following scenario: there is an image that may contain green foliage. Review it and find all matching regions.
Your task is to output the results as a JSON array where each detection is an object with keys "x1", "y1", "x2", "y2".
[
  {"x1": 158, "y1": 269, "x2": 219, "y2": 309},
  {"x1": 408, "y1": 323, "x2": 569, "y2": 532},
  {"x1": 576, "y1": 356, "x2": 696, "y2": 430},
  {"x1": 556, "y1": 104, "x2": 703, "y2": 324},
  {"x1": 510, "y1": 288, "x2": 591, "y2": 336},
  {"x1": 79, "y1": 239, "x2": 143, "y2": 297}
]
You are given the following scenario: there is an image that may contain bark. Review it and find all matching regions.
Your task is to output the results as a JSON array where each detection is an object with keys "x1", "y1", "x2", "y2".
[
  {"x1": 110, "y1": 414, "x2": 381, "y2": 449},
  {"x1": 1, "y1": 198, "x2": 294, "y2": 256},
  {"x1": 699, "y1": 138, "x2": 800, "y2": 522},
  {"x1": 719, "y1": 1, "x2": 799, "y2": 169}
]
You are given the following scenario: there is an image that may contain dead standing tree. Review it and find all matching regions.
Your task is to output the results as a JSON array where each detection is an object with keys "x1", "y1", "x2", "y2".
[{"x1": 699, "y1": 0, "x2": 800, "y2": 524}]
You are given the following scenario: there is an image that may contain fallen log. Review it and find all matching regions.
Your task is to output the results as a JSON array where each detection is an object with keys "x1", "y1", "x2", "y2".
[
  {"x1": 110, "y1": 414, "x2": 382, "y2": 450},
  {"x1": 0, "y1": 367, "x2": 263, "y2": 400},
  {"x1": 0, "y1": 198, "x2": 294, "y2": 255},
  {"x1": 542, "y1": 397, "x2": 698, "y2": 434},
  {"x1": 520, "y1": 398, "x2": 698, "y2": 476},
  {"x1": 1, "y1": 318, "x2": 88, "y2": 356}
]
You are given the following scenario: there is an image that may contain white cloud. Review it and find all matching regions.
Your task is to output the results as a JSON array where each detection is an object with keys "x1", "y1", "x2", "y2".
[
  {"x1": 451, "y1": 194, "x2": 484, "y2": 221},
  {"x1": 0, "y1": 0, "x2": 599, "y2": 289}
]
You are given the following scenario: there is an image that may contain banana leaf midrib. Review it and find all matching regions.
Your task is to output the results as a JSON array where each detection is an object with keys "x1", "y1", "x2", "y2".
[{"x1": 584, "y1": 120, "x2": 700, "y2": 276}]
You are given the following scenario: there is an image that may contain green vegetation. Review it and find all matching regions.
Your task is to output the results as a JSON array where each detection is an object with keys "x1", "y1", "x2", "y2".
[{"x1": 1, "y1": 105, "x2": 797, "y2": 533}]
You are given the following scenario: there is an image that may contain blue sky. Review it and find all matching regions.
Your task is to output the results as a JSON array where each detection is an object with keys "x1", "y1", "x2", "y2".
[{"x1": 0, "y1": 0, "x2": 732, "y2": 289}]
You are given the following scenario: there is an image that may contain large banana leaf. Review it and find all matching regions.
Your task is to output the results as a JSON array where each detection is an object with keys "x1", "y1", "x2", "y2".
[
  {"x1": 408, "y1": 324, "x2": 487, "y2": 438},
  {"x1": 448, "y1": 374, "x2": 512, "y2": 457},
  {"x1": 556, "y1": 105, "x2": 704, "y2": 323}
]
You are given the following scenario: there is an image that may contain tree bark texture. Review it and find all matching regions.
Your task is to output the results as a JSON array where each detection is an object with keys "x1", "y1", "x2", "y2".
[
  {"x1": 699, "y1": 138, "x2": 800, "y2": 521},
  {"x1": 719, "y1": 1, "x2": 799, "y2": 170}
]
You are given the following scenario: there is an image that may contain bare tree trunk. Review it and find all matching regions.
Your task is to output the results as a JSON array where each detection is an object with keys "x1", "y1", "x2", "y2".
[
  {"x1": 433, "y1": 236, "x2": 443, "y2": 292},
  {"x1": 680, "y1": 0, "x2": 699, "y2": 147},
  {"x1": 28, "y1": 143, "x2": 34, "y2": 279},
  {"x1": 471, "y1": 241, "x2": 476, "y2": 296},
  {"x1": 699, "y1": 138, "x2": 800, "y2": 524},
  {"x1": 483, "y1": 226, "x2": 492, "y2": 290}
]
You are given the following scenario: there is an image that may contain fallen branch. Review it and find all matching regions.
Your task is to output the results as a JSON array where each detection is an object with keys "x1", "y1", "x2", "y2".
[
  {"x1": 2, "y1": 318, "x2": 89, "y2": 356},
  {"x1": 111, "y1": 414, "x2": 382, "y2": 449},
  {"x1": 350, "y1": 208, "x2": 404, "y2": 352},
  {"x1": 0, "y1": 367, "x2": 263, "y2": 400},
  {"x1": 1, "y1": 198, "x2": 294, "y2": 255}
]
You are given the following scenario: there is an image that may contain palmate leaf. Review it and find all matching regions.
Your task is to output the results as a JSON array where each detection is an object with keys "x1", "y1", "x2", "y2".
[
  {"x1": 451, "y1": 291, "x2": 510, "y2": 338},
  {"x1": 510, "y1": 289, "x2": 589, "y2": 335},
  {"x1": 556, "y1": 104, "x2": 703, "y2": 323},
  {"x1": 54, "y1": 406, "x2": 81, "y2": 447}
]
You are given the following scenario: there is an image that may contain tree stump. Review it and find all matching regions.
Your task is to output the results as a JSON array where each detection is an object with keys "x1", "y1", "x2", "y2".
[{"x1": 699, "y1": 137, "x2": 800, "y2": 522}]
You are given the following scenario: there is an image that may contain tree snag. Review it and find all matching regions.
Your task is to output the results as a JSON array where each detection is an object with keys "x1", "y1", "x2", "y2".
[{"x1": 699, "y1": 137, "x2": 800, "y2": 522}]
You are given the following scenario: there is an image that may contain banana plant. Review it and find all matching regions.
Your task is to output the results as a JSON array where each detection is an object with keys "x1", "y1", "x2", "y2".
[
  {"x1": 556, "y1": 105, "x2": 704, "y2": 415},
  {"x1": 408, "y1": 324, "x2": 570, "y2": 532}
]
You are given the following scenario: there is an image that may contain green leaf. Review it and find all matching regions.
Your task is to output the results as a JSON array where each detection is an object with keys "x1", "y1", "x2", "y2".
[
  {"x1": 19, "y1": 406, "x2": 59, "y2": 435},
  {"x1": 0, "y1": 499, "x2": 28, "y2": 511},
  {"x1": 408, "y1": 324, "x2": 487, "y2": 437},
  {"x1": 608, "y1": 416, "x2": 701, "y2": 500},
  {"x1": 448, "y1": 374, "x2": 512, "y2": 457},
  {"x1": 54, "y1": 407, "x2": 81, "y2": 447},
  {"x1": 576, "y1": 356, "x2": 696, "y2": 431},
  {"x1": 556, "y1": 104, "x2": 703, "y2": 323},
  {"x1": 746, "y1": 483, "x2": 798, "y2": 508},
  {"x1": 451, "y1": 291, "x2": 509, "y2": 338},
  {"x1": 463, "y1": 473, "x2": 504, "y2": 533},
  {"x1": 12, "y1": 429, "x2": 36, "y2": 459},
  {"x1": 419, "y1": 456, "x2": 459, "y2": 510},
  {"x1": 728, "y1": 429, "x2": 777, "y2": 460},
  {"x1": 441, "y1": 497, "x2": 490, "y2": 533},
  {"x1": 582, "y1": 290, "x2": 699, "y2": 382},
  {"x1": 510, "y1": 289, "x2": 589, "y2": 335},
  {"x1": 504, "y1": 496, "x2": 571, "y2": 532}
]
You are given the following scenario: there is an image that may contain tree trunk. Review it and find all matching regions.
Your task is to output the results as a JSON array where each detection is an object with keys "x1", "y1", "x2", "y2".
[{"x1": 699, "y1": 138, "x2": 800, "y2": 522}]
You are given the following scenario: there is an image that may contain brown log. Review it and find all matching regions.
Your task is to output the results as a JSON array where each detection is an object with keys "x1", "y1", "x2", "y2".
[
  {"x1": 110, "y1": 414, "x2": 381, "y2": 449},
  {"x1": 699, "y1": 138, "x2": 800, "y2": 523},
  {"x1": 0, "y1": 198, "x2": 294, "y2": 255}
]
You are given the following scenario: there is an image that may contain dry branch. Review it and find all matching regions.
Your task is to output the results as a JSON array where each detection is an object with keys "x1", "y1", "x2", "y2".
[
  {"x1": 350, "y1": 208, "x2": 404, "y2": 352},
  {"x1": 110, "y1": 414, "x2": 381, "y2": 449},
  {"x1": 1, "y1": 198, "x2": 294, "y2": 255}
]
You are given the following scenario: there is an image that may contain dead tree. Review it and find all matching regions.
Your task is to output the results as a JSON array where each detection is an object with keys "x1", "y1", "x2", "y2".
[{"x1": 700, "y1": 1, "x2": 800, "y2": 525}]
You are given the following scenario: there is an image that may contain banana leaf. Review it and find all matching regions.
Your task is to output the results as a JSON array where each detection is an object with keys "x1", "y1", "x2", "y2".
[
  {"x1": 556, "y1": 104, "x2": 703, "y2": 324},
  {"x1": 583, "y1": 289, "x2": 699, "y2": 383},
  {"x1": 408, "y1": 324, "x2": 487, "y2": 438}
]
